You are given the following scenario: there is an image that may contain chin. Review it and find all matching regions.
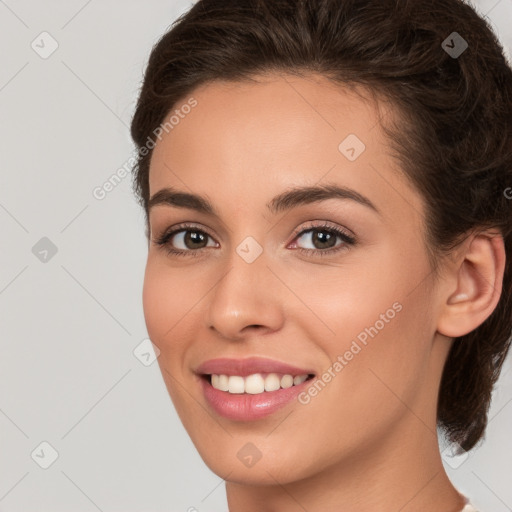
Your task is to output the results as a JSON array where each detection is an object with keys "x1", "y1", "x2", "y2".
[{"x1": 191, "y1": 434, "x2": 316, "y2": 484}]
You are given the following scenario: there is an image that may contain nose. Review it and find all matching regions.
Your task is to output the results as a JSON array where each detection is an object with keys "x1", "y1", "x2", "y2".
[{"x1": 205, "y1": 249, "x2": 285, "y2": 341}]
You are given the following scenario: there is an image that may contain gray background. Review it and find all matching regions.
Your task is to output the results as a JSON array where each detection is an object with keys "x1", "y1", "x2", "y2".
[{"x1": 0, "y1": 1, "x2": 511, "y2": 511}]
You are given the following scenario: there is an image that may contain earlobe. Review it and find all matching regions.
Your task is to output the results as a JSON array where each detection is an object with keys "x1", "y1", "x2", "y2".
[{"x1": 436, "y1": 231, "x2": 506, "y2": 338}]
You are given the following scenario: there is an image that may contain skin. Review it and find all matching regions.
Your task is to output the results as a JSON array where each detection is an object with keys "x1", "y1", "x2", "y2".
[{"x1": 143, "y1": 72, "x2": 505, "y2": 512}]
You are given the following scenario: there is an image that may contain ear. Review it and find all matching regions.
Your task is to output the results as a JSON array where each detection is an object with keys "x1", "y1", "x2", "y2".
[{"x1": 436, "y1": 230, "x2": 506, "y2": 338}]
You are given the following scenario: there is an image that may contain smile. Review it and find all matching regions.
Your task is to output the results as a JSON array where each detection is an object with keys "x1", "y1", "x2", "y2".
[{"x1": 209, "y1": 372, "x2": 312, "y2": 394}]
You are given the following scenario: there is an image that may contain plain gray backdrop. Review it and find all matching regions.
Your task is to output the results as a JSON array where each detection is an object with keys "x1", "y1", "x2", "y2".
[{"x1": 1, "y1": 1, "x2": 511, "y2": 511}]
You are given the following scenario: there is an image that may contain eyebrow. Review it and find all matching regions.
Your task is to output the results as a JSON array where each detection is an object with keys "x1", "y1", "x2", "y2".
[{"x1": 148, "y1": 183, "x2": 380, "y2": 217}]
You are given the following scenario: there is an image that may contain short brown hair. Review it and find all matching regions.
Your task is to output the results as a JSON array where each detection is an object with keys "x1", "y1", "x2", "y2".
[{"x1": 130, "y1": 0, "x2": 512, "y2": 452}]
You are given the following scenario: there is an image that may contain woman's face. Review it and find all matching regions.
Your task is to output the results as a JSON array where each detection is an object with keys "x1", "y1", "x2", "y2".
[{"x1": 144, "y1": 73, "x2": 450, "y2": 484}]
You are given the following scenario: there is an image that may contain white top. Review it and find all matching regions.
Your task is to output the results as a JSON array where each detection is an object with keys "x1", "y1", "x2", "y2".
[{"x1": 460, "y1": 494, "x2": 479, "y2": 512}]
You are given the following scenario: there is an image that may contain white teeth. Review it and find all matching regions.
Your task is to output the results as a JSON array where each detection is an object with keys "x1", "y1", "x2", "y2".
[
  {"x1": 244, "y1": 373, "x2": 265, "y2": 394},
  {"x1": 228, "y1": 376, "x2": 245, "y2": 394},
  {"x1": 211, "y1": 374, "x2": 229, "y2": 391},
  {"x1": 293, "y1": 374, "x2": 308, "y2": 385},
  {"x1": 264, "y1": 373, "x2": 281, "y2": 392},
  {"x1": 210, "y1": 372, "x2": 311, "y2": 394},
  {"x1": 217, "y1": 374, "x2": 229, "y2": 391},
  {"x1": 280, "y1": 374, "x2": 294, "y2": 389}
]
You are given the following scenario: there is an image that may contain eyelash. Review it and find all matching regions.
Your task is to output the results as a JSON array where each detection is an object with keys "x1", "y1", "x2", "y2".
[{"x1": 153, "y1": 221, "x2": 357, "y2": 259}]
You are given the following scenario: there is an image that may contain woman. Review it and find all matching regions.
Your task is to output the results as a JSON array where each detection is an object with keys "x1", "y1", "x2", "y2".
[{"x1": 130, "y1": 0, "x2": 512, "y2": 510}]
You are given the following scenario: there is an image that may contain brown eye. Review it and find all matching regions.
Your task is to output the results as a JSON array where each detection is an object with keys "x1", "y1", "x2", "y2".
[
  {"x1": 162, "y1": 228, "x2": 217, "y2": 250},
  {"x1": 290, "y1": 222, "x2": 357, "y2": 257},
  {"x1": 154, "y1": 224, "x2": 219, "y2": 257},
  {"x1": 297, "y1": 229, "x2": 338, "y2": 250},
  {"x1": 175, "y1": 230, "x2": 210, "y2": 250}
]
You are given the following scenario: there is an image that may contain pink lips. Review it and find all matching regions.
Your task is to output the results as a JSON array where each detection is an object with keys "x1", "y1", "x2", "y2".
[
  {"x1": 195, "y1": 356, "x2": 315, "y2": 377},
  {"x1": 195, "y1": 356, "x2": 316, "y2": 421}
]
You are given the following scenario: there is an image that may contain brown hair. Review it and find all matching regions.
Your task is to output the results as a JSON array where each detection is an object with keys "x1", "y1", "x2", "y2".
[{"x1": 130, "y1": 0, "x2": 512, "y2": 452}]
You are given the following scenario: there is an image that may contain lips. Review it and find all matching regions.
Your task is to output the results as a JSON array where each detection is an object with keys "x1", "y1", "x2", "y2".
[
  {"x1": 194, "y1": 356, "x2": 317, "y2": 420},
  {"x1": 195, "y1": 356, "x2": 316, "y2": 377}
]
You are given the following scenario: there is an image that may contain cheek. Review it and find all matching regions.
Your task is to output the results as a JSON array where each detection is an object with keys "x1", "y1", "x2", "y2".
[
  {"x1": 283, "y1": 243, "x2": 417, "y2": 343},
  {"x1": 297, "y1": 240, "x2": 434, "y2": 398},
  {"x1": 284, "y1": 283, "x2": 434, "y2": 468},
  {"x1": 142, "y1": 261, "x2": 198, "y2": 415},
  {"x1": 328, "y1": 276, "x2": 434, "y2": 426},
  {"x1": 142, "y1": 264, "x2": 167, "y2": 343},
  {"x1": 142, "y1": 260, "x2": 188, "y2": 351}
]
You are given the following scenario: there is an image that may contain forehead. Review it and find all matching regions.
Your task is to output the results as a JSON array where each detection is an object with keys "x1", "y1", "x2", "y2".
[
  {"x1": 154, "y1": 72, "x2": 385, "y2": 154},
  {"x1": 148, "y1": 72, "x2": 424, "y2": 222}
]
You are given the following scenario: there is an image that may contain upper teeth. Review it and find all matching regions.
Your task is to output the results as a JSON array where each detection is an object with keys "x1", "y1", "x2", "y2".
[{"x1": 211, "y1": 373, "x2": 309, "y2": 394}]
